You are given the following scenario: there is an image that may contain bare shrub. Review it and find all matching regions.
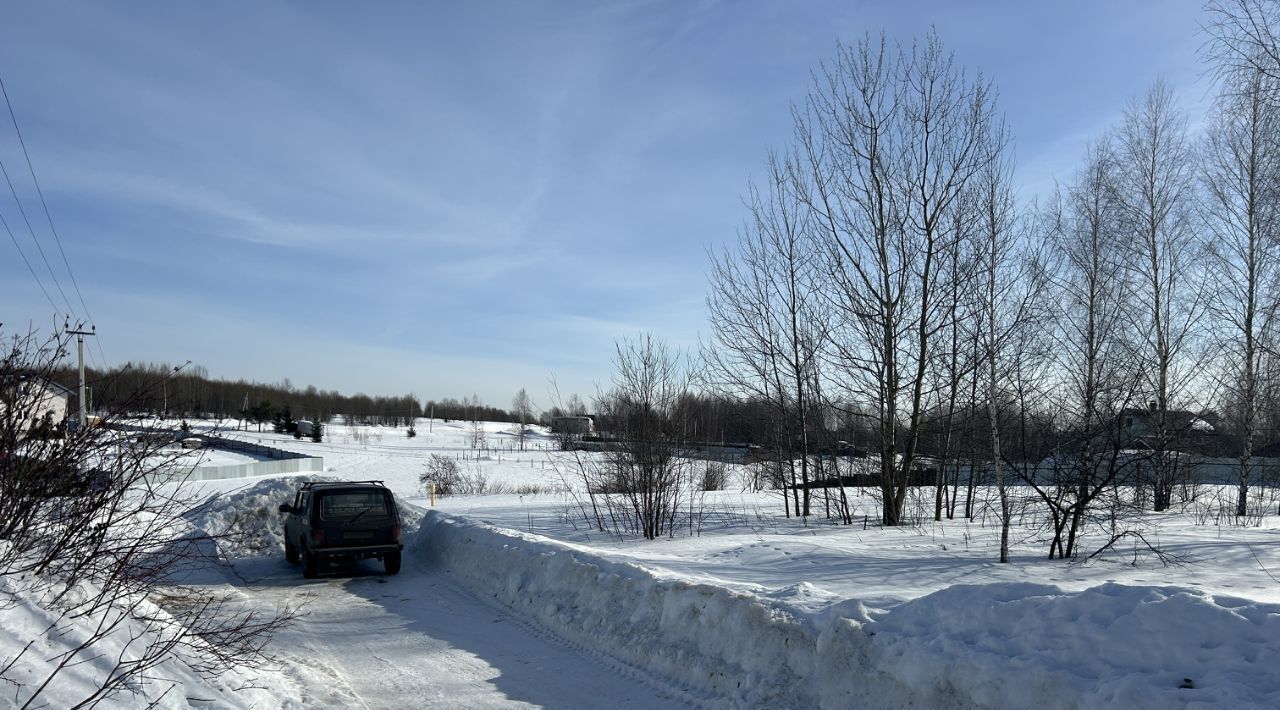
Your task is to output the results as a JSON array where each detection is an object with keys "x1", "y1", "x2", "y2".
[
  {"x1": 456, "y1": 468, "x2": 489, "y2": 495},
  {"x1": 700, "y1": 461, "x2": 728, "y2": 491},
  {"x1": 588, "y1": 334, "x2": 697, "y2": 540},
  {"x1": 419, "y1": 458, "x2": 501, "y2": 496},
  {"x1": 419, "y1": 453, "x2": 461, "y2": 495},
  {"x1": 515, "y1": 482, "x2": 568, "y2": 495}
]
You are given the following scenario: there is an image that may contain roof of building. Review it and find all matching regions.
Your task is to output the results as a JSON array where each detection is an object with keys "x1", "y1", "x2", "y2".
[{"x1": 18, "y1": 375, "x2": 74, "y2": 399}]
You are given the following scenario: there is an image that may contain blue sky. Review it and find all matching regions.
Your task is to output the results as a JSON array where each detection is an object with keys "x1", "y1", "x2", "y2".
[{"x1": 0, "y1": 1, "x2": 1208, "y2": 409}]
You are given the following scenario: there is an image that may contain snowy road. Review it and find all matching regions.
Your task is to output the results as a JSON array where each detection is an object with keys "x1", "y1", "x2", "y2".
[{"x1": 223, "y1": 555, "x2": 687, "y2": 709}]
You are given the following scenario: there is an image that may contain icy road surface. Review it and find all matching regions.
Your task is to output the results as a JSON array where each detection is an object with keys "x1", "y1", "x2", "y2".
[{"x1": 224, "y1": 555, "x2": 686, "y2": 709}]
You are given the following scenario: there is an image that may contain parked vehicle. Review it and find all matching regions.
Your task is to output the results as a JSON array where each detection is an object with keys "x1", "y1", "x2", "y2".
[{"x1": 278, "y1": 480, "x2": 403, "y2": 578}]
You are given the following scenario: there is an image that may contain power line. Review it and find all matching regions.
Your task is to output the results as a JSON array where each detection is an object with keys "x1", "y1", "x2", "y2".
[
  {"x1": 0, "y1": 74, "x2": 96, "y2": 331},
  {"x1": 0, "y1": 72, "x2": 107, "y2": 366},
  {"x1": 0, "y1": 153, "x2": 76, "y2": 317},
  {"x1": 0, "y1": 200, "x2": 59, "y2": 314}
]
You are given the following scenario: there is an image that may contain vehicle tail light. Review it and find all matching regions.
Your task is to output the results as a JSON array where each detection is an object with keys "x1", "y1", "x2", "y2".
[
  {"x1": 391, "y1": 525, "x2": 401, "y2": 541},
  {"x1": 311, "y1": 529, "x2": 325, "y2": 545}
]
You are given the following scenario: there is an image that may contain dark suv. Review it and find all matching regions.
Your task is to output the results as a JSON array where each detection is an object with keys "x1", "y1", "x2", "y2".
[{"x1": 278, "y1": 480, "x2": 403, "y2": 578}]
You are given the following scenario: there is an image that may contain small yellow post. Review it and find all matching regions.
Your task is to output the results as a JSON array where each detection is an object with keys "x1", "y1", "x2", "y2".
[{"x1": 430, "y1": 480, "x2": 435, "y2": 507}]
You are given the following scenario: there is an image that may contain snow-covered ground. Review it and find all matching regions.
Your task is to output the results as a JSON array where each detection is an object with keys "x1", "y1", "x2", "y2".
[
  {"x1": 9, "y1": 417, "x2": 1277, "y2": 708},
  {"x1": 0, "y1": 568, "x2": 287, "y2": 709},
  {"x1": 199, "y1": 418, "x2": 1280, "y2": 607}
]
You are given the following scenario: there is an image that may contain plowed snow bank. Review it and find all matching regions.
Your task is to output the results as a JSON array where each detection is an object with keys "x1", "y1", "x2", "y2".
[{"x1": 414, "y1": 510, "x2": 1280, "y2": 709}]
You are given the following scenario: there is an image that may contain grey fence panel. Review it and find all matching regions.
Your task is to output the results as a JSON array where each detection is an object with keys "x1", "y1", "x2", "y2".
[
  {"x1": 145, "y1": 456, "x2": 324, "y2": 485},
  {"x1": 201, "y1": 435, "x2": 314, "y2": 461},
  {"x1": 141, "y1": 435, "x2": 324, "y2": 486},
  {"x1": 104, "y1": 424, "x2": 326, "y2": 486},
  {"x1": 147, "y1": 456, "x2": 326, "y2": 484}
]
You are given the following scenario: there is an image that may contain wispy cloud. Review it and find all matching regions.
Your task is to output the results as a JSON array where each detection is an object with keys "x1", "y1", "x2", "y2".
[{"x1": 0, "y1": 1, "x2": 1213, "y2": 405}]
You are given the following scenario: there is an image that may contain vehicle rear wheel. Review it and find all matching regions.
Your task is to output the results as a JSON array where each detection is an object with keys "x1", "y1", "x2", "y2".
[
  {"x1": 303, "y1": 550, "x2": 318, "y2": 579},
  {"x1": 384, "y1": 551, "x2": 401, "y2": 575},
  {"x1": 285, "y1": 537, "x2": 299, "y2": 564}
]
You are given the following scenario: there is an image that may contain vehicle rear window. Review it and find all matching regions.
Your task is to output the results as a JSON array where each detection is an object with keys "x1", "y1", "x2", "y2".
[{"x1": 318, "y1": 490, "x2": 391, "y2": 520}]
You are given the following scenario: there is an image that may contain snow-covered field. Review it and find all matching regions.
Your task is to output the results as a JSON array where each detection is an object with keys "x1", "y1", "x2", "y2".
[
  {"x1": 7, "y1": 417, "x2": 1278, "y2": 708},
  {"x1": 201, "y1": 418, "x2": 1280, "y2": 605}
]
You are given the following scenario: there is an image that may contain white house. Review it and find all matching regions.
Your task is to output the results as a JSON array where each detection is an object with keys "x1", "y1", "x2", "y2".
[{"x1": 6, "y1": 376, "x2": 72, "y2": 438}]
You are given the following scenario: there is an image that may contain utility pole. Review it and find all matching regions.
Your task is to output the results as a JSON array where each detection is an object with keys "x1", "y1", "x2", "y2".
[{"x1": 64, "y1": 323, "x2": 96, "y2": 429}]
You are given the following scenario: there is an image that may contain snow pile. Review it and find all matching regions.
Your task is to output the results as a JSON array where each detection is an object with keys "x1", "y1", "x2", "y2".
[
  {"x1": 186, "y1": 475, "x2": 425, "y2": 558},
  {"x1": 182, "y1": 474, "x2": 322, "y2": 558},
  {"x1": 871, "y1": 582, "x2": 1280, "y2": 709},
  {"x1": 0, "y1": 574, "x2": 291, "y2": 709},
  {"x1": 414, "y1": 510, "x2": 1280, "y2": 709}
]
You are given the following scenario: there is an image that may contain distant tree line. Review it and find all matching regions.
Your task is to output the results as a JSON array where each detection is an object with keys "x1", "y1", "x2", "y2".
[
  {"x1": 49, "y1": 361, "x2": 624, "y2": 433},
  {"x1": 48, "y1": 359, "x2": 870, "y2": 444},
  {"x1": 424, "y1": 395, "x2": 520, "y2": 425},
  {"x1": 52, "y1": 361, "x2": 421, "y2": 428}
]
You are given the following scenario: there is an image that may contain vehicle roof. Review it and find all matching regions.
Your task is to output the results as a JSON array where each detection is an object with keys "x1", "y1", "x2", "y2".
[{"x1": 299, "y1": 480, "x2": 388, "y2": 491}]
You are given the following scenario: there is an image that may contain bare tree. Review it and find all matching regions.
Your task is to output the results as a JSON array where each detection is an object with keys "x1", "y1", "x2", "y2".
[
  {"x1": 565, "y1": 393, "x2": 587, "y2": 416},
  {"x1": 1205, "y1": 0, "x2": 1280, "y2": 101},
  {"x1": 930, "y1": 200, "x2": 982, "y2": 521},
  {"x1": 793, "y1": 31, "x2": 1000, "y2": 525},
  {"x1": 512, "y1": 388, "x2": 533, "y2": 451},
  {"x1": 1035, "y1": 142, "x2": 1147, "y2": 559},
  {"x1": 974, "y1": 124, "x2": 1020, "y2": 562},
  {"x1": 706, "y1": 150, "x2": 827, "y2": 518},
  {"x1": 592, "y1": 334, "x2": 695, "y2": 540},
  {"x1": 1112, "y1": 80, "x2": 1203, "y2": 511},
  {"x1": 466, "y1": 393, "x2": 487, "y2": 451},
  {"x1": 1202, "y1": 67, "x2": 1280, "y2": 517}
]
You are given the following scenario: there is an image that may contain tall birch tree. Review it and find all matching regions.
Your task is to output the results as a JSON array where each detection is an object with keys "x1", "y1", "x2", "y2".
[
  {"x1": 1202, "y1": 69, "x2": 1280, "y2": 517},
  {"x1": 1113, "y1": 80, "x2": 1202, "y2": 511}
]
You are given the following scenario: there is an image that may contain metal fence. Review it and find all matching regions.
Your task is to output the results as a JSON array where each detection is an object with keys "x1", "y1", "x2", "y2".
[
  {"x1": 147, "y1": 456, "x2": 324, "y2": 484},
  {"x1": 201, "y1": 434, "x2": 313, "y2": 461},
  {"x1": 143, "y1": 433, "x2": 323, "y2": 485}
]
